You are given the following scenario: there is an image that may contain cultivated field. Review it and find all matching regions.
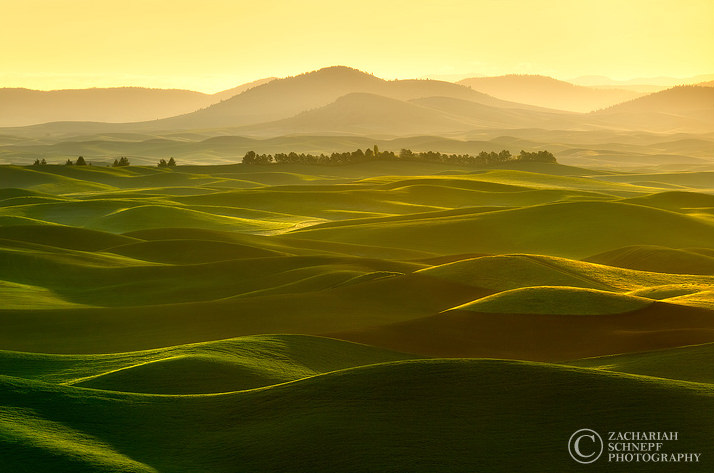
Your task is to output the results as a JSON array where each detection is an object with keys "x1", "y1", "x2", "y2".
[{"x1": 1, "y1": 159, "x2": 713, "y2": 471}]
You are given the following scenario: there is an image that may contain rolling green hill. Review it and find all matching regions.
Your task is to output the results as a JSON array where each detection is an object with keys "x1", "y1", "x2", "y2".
[
  {"x1": 1, "y1": 159, "x2": 713, "y2": 471},
  {"x1": 569, "y1": 342, "x2": 714, "y2": 384},
  {"x1": 291, "y1": 201, "x2": 714, "y2": 257},
  {"x1": 1, "y1": 358, "x2": 712, "y2": 472}
]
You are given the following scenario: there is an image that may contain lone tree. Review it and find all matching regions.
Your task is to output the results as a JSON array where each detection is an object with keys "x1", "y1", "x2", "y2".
[
  {"x1": 76, "y1": 156, "x2": 87, "y2": 166},
  {"x1": 168, "y1": 157, "x2": 176, "y2": 167}
]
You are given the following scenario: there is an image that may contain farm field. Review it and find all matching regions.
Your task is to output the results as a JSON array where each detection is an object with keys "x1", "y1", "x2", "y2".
[{"x1": 1, "y1": 159, "x2": 713, "y2": 471}]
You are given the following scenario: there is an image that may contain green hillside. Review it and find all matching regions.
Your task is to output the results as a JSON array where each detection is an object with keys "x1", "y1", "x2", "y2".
[
  {"x1": 450, "y1": 286, "x2": 654, "y2": 315},
  {"x1": 1, "y1": 359, "x2": 712, "y2": 472},
  {"x1": 569, "y1": 342, "x2": 714, "y2": 384},
  {"x1": 0, "y1": 335, "x2": 418, "y2": 393},
  {"x1": 1, "y1": 160, "x2": 713, "y2": 471}
]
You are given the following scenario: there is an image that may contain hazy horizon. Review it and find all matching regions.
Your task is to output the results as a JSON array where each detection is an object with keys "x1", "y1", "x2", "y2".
[
  {"x1": 3, "y1": 0, "x2": 712, "y2": 92},
  {"x1": 2, "y1": 69, "x2": 714, "y2": 94}
]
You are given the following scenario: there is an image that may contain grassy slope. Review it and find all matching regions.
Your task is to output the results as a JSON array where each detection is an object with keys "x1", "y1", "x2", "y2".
[
  {"x1": 569, "y1": 342, "x2": 714, "y2": 384},
  {"x1": 331, "y1": 301, "x2": 714, "y2": 361},
  {"x1": 586, "y1": 245, "x2": 714, "y2": 275},
  {"x1": 290, "y1": 200, "x2": 714, "y2": 257},
  {"x1": 1, "y1": 359, "x2": 713, "y2": 472},
  {"x1": 0, "y1": 335, "x2": 419, "y2": 394},
  {"x1": 0, "y1": 271, "x2": 482, "y2": 353},
  {"x1": 1, "y1": 161, "x2": 714, "y2": 471},
  {"x1": 418, "y1": 253, "x2": 714, "y2": 291},
  {"x1": 451, "y1": 286, "x2": 654, "y2": 315}
]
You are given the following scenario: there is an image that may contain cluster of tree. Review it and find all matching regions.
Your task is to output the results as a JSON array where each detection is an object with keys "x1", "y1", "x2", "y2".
[
  {"x1": 242, "y1": 146, "x2": 556, "y2": 166},
  {"x1": 65, "y1": 156, "x2": 87, "y2": 166},
  {"x1": 516, "y1": 150, "x2": 558, "y2": 163},
  {"x1": 28, "y1": 156, "x2": 178, "y2": 167},
  {"x1": 112, "y1": 157, "x2": 130, "y2": 167},
  {"x1": 157, "y1": 157, "x2": 177, "y2": 168}
]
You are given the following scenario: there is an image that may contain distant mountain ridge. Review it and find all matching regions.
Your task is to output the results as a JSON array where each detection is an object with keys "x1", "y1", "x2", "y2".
[
  {"x1": 0, "y1": 78, "x2": 275, "y2": 127},
  {"x1": 1, "y1": 66, "x2": 712, "y2": 139},
  {"x1": 571, "y1": 74, "x2": 714, "y2": 88},
  {"x1": 596, "y1": 86, "x2": 714, "y2": 114},
  {"x1": 587, "y1": 86, "x2": 714, "y2": 133},
  {"x1": 151, "y1": 66, "x2": 559, "y2": 131},
  {"x1": 457, "y1": 75, "x2": 643, "y2": 112}
]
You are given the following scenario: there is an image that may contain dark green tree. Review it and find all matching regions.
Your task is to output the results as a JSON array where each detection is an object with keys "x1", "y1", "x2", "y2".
[
  {"x1": 65, "y1": 159, "x2": 73, "y2": 166},
  {"x1": 158, "y1": 159, "x2": 168, "y2": 168},
  {"x1": 76, "y1": 156, "x2": 87, "y2": 166},
  {"x1": 399, "y1": 148, "x2": 414, "y2": 160},
  {"x1": 243, "y1": 150, "x2": 256, "y2": 164},
  {"x1": 168, "y1": 157, "x2": 176, "y2": 167}
]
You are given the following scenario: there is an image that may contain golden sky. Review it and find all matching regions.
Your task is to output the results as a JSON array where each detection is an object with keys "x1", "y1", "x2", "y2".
[{"x1": 2, "y1": 0, "x2": 712, "y2": 92}]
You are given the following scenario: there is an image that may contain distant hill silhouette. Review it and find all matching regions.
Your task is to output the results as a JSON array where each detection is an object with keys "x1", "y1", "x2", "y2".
[
  {"x1": 234, "y1": 93, "x2": 475, "y2": 136},
  {"x1": 571, "y1": 73, "x2": 714, "y2": 89},
  {"x1": 596, "y1": 86, "x2": 714, "y2": 114},
  {"x1": 590, "y1": 86, "x2": 714, "y2": 133},
  {"x1": 154, "y1": 66, "x2": 556, "y2": 131},
  {"x1": 211, "y1": 77, "x2": 277, "y2": 102},
  {"x1": 457, "y1": 75, "x2": 642, "y2": 112},
  {"x1": 0, "y1": 79, "x2": 275, "y2": 127},
  {"x1": 1, "y1": 67, "x2": 712, "y2": 138}
]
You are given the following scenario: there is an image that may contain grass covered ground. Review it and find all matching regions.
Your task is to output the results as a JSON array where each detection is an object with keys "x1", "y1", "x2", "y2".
[{"x1": 1, "y1": 160, "x2": 713, "y2": 471}]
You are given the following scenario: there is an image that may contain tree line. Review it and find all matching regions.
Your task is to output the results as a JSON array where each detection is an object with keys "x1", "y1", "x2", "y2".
[
  {"x1": 31, "y1": 156, "x2": 176, "y2": 167},
  {"x1": 28, "y1": 147, "x2": 557, "y2": 168},
  {"x1": 242, "y1": 146, "x2": 556, "y2": 166}
]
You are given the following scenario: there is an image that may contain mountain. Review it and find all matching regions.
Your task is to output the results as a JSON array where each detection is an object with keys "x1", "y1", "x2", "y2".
[
  {"x1": 234, "y1": 93, "x2": 474, "y2": 136},
  {"x1": 595, "y1": 86, "x2": 714, "y2": 114},
  {"x1": 571, "y1": 74, "x2": 714, "y2": 89},
  {"x1": 590, "y1": 86, "x2": 714, "y2": 132},
  {"x1": 0, "y1": 87, "x2": 212, "y2": 127},
  {"x1": 211, "y1": 77, "x2": 277, "y2": 101},
  {"x1": 408, "y1": 96, "x2": 574, "y2": 128},
  {"x1": 153, "y1": 66, "x2": 555, "y2": 131},
  {"x1": 457, "y1": 75, "x2": 642, "y2": 112},
  {"x1": 0, "y1": 80, "x2": 274, "y2": 128},
  {"x1": 233, "y1": 91, "x2": 580, "y2": 137}
]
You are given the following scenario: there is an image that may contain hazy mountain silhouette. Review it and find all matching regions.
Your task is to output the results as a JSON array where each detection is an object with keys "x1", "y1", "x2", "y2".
[
  {"x1": 457, "y1": 75, "x2": 642, "y2": 112},
  {"x1": 211, "y1": 77, "x2": 277, "y2": 102},
  {"x1": 2, "y1": 67, "x2": 712, "y2": 139},
  {"x1": 590, "y1": 86, "x2": 714, "y2": 132},
  {"x1": 0, "y1": 87, "x2": 212, "y2": 127},
  {"x1": 408, "y1": 96, "x2": 574, "y2": 128},
  {"x1": 570, "y1": 74, "x2": 714, "y2": 93},
  {"x1": 232, "y1": 93, "x2": 479, "y2": 136},
  {"x1": 153, "y1": 66, "x2": 554, "y2": 131},
  {"x1": 0, "y1": 79, "x2": 275, "y2": 127},
  {"x1": 596, "y1": 86, "x2": 714, "y2": 114}
]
